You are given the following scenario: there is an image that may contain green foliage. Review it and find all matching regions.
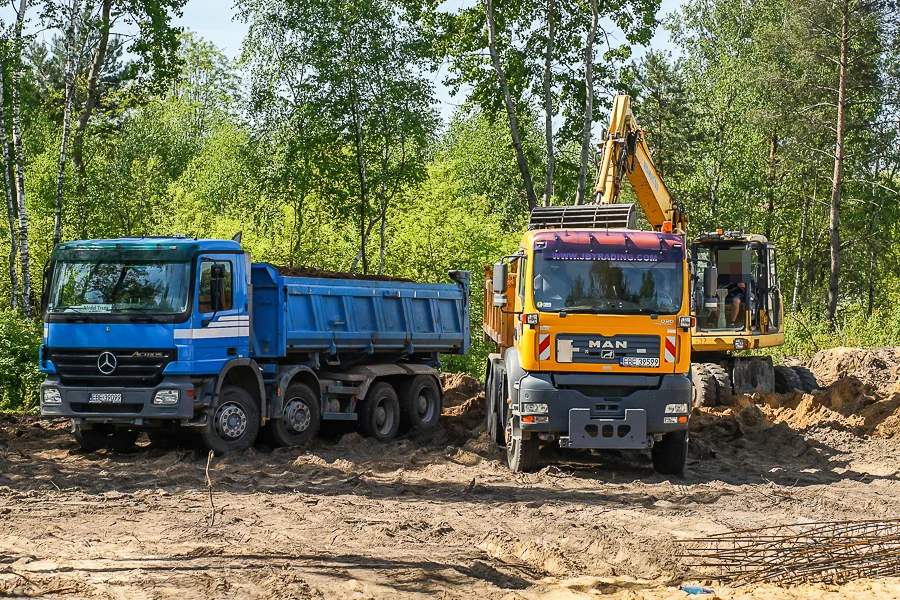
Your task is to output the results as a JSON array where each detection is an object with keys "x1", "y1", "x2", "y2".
[
  {"x1": 771, "y1": 307, "x2": 900, "y2": 362},
  {"x1": 0, "y1": 310, "x2": 43, "y2": 411}
]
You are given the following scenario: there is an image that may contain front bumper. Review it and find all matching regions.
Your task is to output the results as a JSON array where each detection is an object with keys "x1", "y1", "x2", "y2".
[
  {"x1": 514, "y1": 371, "x2": 691, "y2": 449},
  {"x1": 39, "y1": 376, "x2": 195, "y2": 424}
]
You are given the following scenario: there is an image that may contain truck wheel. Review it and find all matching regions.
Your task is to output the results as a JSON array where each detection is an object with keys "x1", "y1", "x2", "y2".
[
  {"x1": 270, "y1": 383, "x2": 320, "y2": 447},
  {"x1": 691, "y1": 365, "x2": 717, "y2": 408},
  {"x1": 359, "y1": 382, "x2": 400, "y2": 442},
  {"x1": 774, "y1": 365, "x2": 803, "y2": 393},
  {"x1": 793, "y1": 366, "x2": 820, "y2": 392},
  {"x1": 651, "y1": 431, "x2": 688, "y2": 475},
  {"x1": 486, "y1": 365, "x2": 506, "y2": 447},
  {"x1": 505, "y1": 417, "x2": 539, "y2": 472},
  {"x1": 201, "y1": 385, "x2": 260, "y2": 455},
  {"x1": 706, "y1": 363, "x2": 733, "y2": 406},
  {"x1": 398, "y1": 375, "x2": 441, "y2": 430},
  {"x1": 73, "y1": 425, "x2": 139, "y2": 453}
]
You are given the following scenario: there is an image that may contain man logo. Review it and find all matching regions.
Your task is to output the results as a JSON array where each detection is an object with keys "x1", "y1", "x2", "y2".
[
  {"x1": 600, "y1": 349, "x2": 615, "y2": 359},
  {"x1": 97, "y1": 351, "x2": 117, "y2": 375},
  {"x1": 588, "y1": 339, "x2": 628, "y2": 349}
]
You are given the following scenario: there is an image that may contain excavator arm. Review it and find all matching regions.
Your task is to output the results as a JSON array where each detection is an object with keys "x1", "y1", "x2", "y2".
[{"x1": 592, "y1": 95, "x2": 687, "y2": 232}]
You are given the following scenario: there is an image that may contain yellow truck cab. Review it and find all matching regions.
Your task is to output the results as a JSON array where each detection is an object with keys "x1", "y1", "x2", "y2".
[{"x1": 484, "y1": 219, "x2": 693, "y2": 473}]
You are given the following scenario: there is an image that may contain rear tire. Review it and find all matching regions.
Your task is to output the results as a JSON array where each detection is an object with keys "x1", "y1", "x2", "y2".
[
  {"x1": 200, "y1": 385, "x2": 260, "y2": 455},
  {"x1": 774, "y1": 365, "x2": 803, "y2": 393},
  {"x1": 73, "y1": 424, "x2": 138, "y2": 453},
  {"x1": 485, "y1": 363, "x2": 506, "y2": 447},
  {"x1": 270, "y1": 383, "x2": 320, "y2": 447},
  {"x1": 651, "y1": 431, "x2": 688, "y2": 475},
  {"x1": 398, "y1": 375, "x2": 441, "y2": 431},
  {"x1": 505, "y1": 417, "x2": 539, "y2": 472},
  {"x1": 359, "y1": 382, "x2": 401, "y2": 442},
  {"x1": 793, "y1": 366, "x2": 819, "y2": 392}
]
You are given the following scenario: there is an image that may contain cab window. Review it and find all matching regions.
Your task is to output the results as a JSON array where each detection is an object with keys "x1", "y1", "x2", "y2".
[{"x1": 198, "y1": 260, "x2": 233, "y2": 312}]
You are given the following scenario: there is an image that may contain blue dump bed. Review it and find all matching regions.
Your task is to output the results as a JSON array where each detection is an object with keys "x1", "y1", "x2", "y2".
[{"x1": 249, "y1": 264, "x2": 470, "y2": 360}]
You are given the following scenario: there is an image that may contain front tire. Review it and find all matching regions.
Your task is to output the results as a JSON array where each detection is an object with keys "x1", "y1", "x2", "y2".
[
  {"x1": 200, "y1": 385, "x2": 260, "y2": 455},
  {"x1": 505, "y1": 417, "x2": 539, "y2": 472},
  {"x1": 359, "y1": 382, "x2": 401, "y2": 442},
  {"x1": 651, "y1": 431, "x2": 688, "y2": 475},
  {"x1": 270, "y1": 383, "x2": 320, "y2": 447},
  {"x1": 398, "y1": 375, "x2": 441, "y2": 431}
]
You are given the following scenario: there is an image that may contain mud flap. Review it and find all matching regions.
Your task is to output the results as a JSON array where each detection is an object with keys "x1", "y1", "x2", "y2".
[{"x1": 562, "y1": 408, "x2": 649, "y2": 449}]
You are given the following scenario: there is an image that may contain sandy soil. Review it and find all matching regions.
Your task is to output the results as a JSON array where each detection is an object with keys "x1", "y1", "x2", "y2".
[{"x1": 1, "y1": 355, "x2": 899, "y2": 599}]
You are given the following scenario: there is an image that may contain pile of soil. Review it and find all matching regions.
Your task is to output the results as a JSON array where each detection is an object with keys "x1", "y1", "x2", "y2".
[
  {"x1": 440, "y1": 373, "x2": 483, "y2": 409},
  {"x1": 807, "y1": 346, "x2": 900, "y2": 393},
  {"x1": 274, "y1": 264, "x2": 412, "y2": 283}
]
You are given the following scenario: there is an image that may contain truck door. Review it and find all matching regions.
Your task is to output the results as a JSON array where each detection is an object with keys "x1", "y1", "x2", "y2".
[{"x1": 194, "y1": 254, "x2": 250, "y2": 372}]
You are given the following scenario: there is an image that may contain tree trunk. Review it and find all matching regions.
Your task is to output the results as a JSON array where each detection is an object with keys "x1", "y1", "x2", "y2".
[
  {"x1": 765, "y1": 129, "x2": 777, "y2": 240},
  {"x1": 575, "y1": 0, "x2": 598, "y2": 205},
  {"x1": 12, "y1": 0, "x2": 32, "y2": 319},
  {"x1": 485, "y1": 0, "x2": 537, "y2": 211},
  {"x1": 348, "y1": 83, "x2": 370, "y2": 274},
  {"x1": 0, "y1": 61, "x2": 18, "y2": 311},
  {"x1": 826, "y1": 0, "x2": 848, "y2": 326},
  {"x1": 791, "y1": 174, "x2": 812, "y2": 313},
  {"x1": 542, "y1": 0, "x2": 554, "y2": 207},
  {"x1": 54, "y1": 0, "x2": 81, "y2": 246},
  {"x1": 72, "y1": 0, "x2": 112, "y2": 183}
]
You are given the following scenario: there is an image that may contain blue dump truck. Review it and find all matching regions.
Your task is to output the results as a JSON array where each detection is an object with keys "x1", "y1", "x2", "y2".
[{"x1": 38, "y1": 236, "x2": 470, "y2": 453}]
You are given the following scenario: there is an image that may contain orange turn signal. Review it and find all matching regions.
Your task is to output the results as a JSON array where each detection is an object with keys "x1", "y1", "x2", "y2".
[
  {"x1": 522, "y1": 415, "x2": 535, "y2": 423},
  {"x1": 678, "y1": 416, "x2": 688, "y2": 424},
  {"x1": 662, "y1": 220, "x2": 673, "y2": 233}
]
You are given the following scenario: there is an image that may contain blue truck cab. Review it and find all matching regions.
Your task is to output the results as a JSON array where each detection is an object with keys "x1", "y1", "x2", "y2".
[{"x1": 39, "y1": 236, "x2": 470, "y2": 453}]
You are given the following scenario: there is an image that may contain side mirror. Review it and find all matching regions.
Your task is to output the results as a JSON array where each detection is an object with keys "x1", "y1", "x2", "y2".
[
  {"x1": 40, "y1": 266, "x2": 51, "y2": 315},
  {"x1": 492, "y1": 262, "x2": 508, "y2": 293},
  {"x1": 209, "y1": 264, "x2": 226, "y2": 312}
]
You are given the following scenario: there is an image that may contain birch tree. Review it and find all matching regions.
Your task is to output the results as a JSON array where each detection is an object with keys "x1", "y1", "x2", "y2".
[
  {"x1": 11, "y1": 0, "x2": 32, "y2": 319},
  {"x1": 53, "y1": 0, "x2": 80, "y2": 245},
  {"x1": 0, "y1": 31, "x2": 18, "y2": 311}
]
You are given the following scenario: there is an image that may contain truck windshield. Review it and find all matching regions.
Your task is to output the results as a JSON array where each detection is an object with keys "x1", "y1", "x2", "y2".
[
  {"x1": 48, "y1": 258, "x2": 191, "y2": 315},
  {"x1": 533, "y1": 250, "x2": 683, "y2": 315}
]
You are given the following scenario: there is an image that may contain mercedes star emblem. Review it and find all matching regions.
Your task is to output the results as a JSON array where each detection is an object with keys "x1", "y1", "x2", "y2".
[{"x1": 97, "y1": 351, "x2": 117, "y2": 375}]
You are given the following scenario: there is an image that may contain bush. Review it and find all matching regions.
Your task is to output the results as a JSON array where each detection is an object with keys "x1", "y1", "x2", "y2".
[
  {"x1": 775, "y1": 305, "x2": 900, "y2": 360},
  {"x1": 0, "y1": 311, "x2": 43, "y2": 411}
]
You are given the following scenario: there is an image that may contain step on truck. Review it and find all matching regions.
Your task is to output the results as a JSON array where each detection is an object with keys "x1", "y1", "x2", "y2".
[{"x1": 39, "y1": 236, "x2": 470, "y2": 453}]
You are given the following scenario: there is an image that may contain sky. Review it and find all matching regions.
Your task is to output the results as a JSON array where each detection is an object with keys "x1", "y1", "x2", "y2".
[{"x1": 3, "y1": 0, "x2": 686, "y2": 121}]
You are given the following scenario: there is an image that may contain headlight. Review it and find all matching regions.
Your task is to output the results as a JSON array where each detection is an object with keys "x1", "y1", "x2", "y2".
[
  {"x1": 523, "y1": 403, "x2": 548, "y2": 413},
  {"x1": 153, "y1": 389, "x2": 180, "y2": 405},
  {"x1": 665, "y1": 403, "x2": 688, "y2": 413},
  {"x1": 42, "y1": 387, "x2": 62, "y2": 405},
  {"x1": 733, "y1": 338, "x2": 747, "y2": 350},
  {"x1": 678, "y1": 316, "x2": 694, "y2": 328}
]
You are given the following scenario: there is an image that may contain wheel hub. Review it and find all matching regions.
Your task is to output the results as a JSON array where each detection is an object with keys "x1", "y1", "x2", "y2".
[
  {"x1": 284, "y1": 398, "x2": 311, "y2": 433},
  {"x1": 215, "y1": 403, "x2": 247, "y2": 440},
  {"x1": 417, "y1": 394, "x2": 428, "y2": 414}
]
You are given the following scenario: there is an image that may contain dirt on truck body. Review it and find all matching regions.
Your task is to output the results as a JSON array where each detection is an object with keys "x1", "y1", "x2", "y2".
[{"x1": 2, "y1": 358, "x2": 900, "y2": 599}]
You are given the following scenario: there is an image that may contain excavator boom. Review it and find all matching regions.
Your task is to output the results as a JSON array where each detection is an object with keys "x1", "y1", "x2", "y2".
[{"x1": 592, "y1": 95, "x2": 687, "y2": 232}]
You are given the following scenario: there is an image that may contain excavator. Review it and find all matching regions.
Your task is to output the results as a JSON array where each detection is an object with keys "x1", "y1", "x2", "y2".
[{"x1": 589, "y1": 94, "x2": 817, "y2": 405}]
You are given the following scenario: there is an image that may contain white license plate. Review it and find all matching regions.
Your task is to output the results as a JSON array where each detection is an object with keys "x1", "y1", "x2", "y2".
[
  {"x1": 620, "y1": 357, "x2": 660, "y2": 368},
  {"x1": 89, "y1": 393, "x2": 122, "y2": 403}
]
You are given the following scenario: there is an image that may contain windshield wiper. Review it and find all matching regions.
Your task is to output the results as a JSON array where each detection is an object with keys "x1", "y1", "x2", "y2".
[
  {"x1": 51, "y1": 306, "x2": 96, "y2": 321},
  {"x1": 111, "y1": 306, "x2": 165, "y2": 323}
]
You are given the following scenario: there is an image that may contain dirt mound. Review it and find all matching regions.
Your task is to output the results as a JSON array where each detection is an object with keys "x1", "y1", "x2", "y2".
[
  {"x1": 808, "y1": 347, "x2": 900, "y2": 393},
  {"x1": 441, "y1": 372, "x2": 483, "y2": 409},
  {"x1": 273, "y1": 264, "x2": 412, "y2": 282}
]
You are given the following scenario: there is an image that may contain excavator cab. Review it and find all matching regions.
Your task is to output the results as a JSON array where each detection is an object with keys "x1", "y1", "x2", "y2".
[{"x1": 691, "y1": 232, "x2": 781, "y2": 336}]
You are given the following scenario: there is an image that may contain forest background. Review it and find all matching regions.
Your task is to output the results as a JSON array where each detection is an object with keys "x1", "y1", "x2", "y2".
[{"x1": 0, "y1": 0, "x2": 897, "y2": 409}]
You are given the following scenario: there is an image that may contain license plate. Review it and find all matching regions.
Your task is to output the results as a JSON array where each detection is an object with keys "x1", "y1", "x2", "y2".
[
  {"x1": 620, "y1": 357, "x2": 660, "y2": 368},
  {"x1": 89, "y1": 393, "x2": 122, "y2": 403}
]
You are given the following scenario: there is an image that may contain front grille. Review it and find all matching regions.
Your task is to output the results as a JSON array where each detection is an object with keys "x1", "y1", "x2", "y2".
[
  {"x1": 556, "y1": 334, "x2": 660, "y2": 364},
  {"x1": 46, "y1": 348, "x2": 176, "y2": 387}
]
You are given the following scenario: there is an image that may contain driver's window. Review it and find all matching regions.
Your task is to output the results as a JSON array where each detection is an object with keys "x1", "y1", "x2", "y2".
[
  {"x1": 517, "y1": 257, "x2": 527, "y2": 305},
  {"x1": 198, "y1": 260, "x2": 233, "y2": 312}
]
